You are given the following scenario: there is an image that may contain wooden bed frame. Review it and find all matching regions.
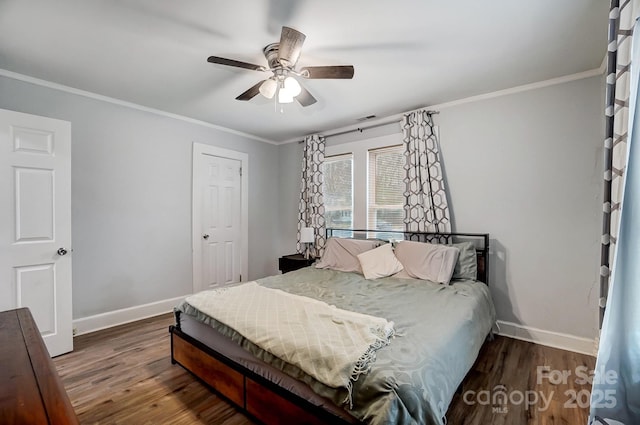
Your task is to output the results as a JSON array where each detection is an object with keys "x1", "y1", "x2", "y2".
[{"x1": 170, "y1": 230, "x2": 490, "y2": 424}]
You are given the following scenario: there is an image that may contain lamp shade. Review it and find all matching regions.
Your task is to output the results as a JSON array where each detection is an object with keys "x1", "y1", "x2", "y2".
[
  {"x1": 300, "y1": 227, "x2": 314, "y2": 243},
  {"x1": 284, "y1": 76, "x2": 302, "y2": 96},
  {"x1": 259, "y1": 79, "x2": 277, "y2": 99},
  {"x1": 278, "y1": 87, "x2": 294, "y2": 103}
]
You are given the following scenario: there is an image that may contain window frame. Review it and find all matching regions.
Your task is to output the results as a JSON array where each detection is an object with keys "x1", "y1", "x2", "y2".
[
  {"x1": 367, "y1": 145, "x2": 405, "y2": 232},
  {"x1": 321, "y1": 152, "x2": 354, "y2": 231},
  {"x1": 324, "y1": 133, "x2": 404, "y2": 231}
]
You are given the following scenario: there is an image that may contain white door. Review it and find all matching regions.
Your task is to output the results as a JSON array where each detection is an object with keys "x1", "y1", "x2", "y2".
[
  {"x1": 0, "y1": 108, "x2": 73, "y2": 357},
  {"x1": 193, "y1": 150, "x2": 244, "y2": 292}
]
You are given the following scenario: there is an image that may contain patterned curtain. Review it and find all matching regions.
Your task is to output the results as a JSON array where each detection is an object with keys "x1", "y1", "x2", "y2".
[
  {"x1": 600, "y1": 0, "x2": 640, "y2": 327},
  {"x1": 297, "y1": 134, "x2": 326, "y2": 257},
  {"x1": 589, "y1": 7, "x2": 640, "y2": 423},
  {"x1": 402, "y1": 109, "x2": 451, "y2": 237}
]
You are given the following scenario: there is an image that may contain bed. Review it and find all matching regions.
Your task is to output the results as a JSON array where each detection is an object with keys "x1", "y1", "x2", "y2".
[{"x1": 170, "y1": 230, "x2": 495, "y2": 425}]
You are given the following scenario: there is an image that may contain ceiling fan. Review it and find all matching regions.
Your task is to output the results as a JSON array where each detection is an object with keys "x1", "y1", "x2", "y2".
[{"x1": 207, "y1": 26, "x2": 355, "y2": 107}]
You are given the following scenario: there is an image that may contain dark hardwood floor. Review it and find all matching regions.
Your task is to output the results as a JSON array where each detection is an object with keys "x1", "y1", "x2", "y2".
[
  {"x1": 446, "y1": 334, "x2": 595, "y2": 424},
  {"x1": 54, "y1": 314, "x2": 251, "y2": 425},
  {"x1": 54, "y1": 314, "x2": 595, "y2": 425}
]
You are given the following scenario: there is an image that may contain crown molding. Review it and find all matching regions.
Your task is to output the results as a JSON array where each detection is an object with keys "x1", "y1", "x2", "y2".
[
  {"x1": 432, "y1": 67, "x2": 603, "y2": 111},
  {"x1": 279, "y1": 66, "x2": 604, "y2": 145},
  {"x1": 1, "y1": 66, "x2": 603, "y2": 147},
  {"x1": 0, "y1": 68, "x2": 278, "y2": 145}
]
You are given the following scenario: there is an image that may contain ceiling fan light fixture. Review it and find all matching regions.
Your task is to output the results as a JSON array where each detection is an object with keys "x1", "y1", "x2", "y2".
[
  {"x1": 207, "y1": 26, "x2": 352, "y2": 108},
  {"x1": 284, "y1": 76, "x2": 302, "y2": 97},
  {"x1": 278, "y1": 87, "x2": 294, "y2": 104},
  {"x1": 259, "y1": 78, "x2": 277, "y2": 99}
]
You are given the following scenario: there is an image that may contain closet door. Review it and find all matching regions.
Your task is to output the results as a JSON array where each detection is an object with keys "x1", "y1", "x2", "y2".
[{"x1": 192, "y1": 143, "x2": 248, "y2": 293}]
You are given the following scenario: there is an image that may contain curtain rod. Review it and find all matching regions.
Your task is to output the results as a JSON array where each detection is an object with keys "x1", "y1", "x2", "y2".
[{"x1": 297, "y1": 110, "x2": 439, "y2": 144}]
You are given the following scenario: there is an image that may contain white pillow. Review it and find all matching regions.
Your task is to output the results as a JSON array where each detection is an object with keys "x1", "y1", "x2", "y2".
[{"x1": 357, "y1": 243, "x2": 404, "y2": 280}]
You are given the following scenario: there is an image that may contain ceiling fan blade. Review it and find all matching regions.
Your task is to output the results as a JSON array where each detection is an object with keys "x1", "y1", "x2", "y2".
[
  {"x1": 207, "y1": 56, "x2": 266, "y2": 72},
  {"x1": 236, "y1": 80, "x2": 267, "y2": 101},
  {"x1": 300, "y1": 65, "x2": 354, "y2": 79},
  {"x1": 278, "y1": 26, "x2": 306, "y2": 67},
  {"x1": 296, "y1": 85, "x2": 317, "y2": 107}
]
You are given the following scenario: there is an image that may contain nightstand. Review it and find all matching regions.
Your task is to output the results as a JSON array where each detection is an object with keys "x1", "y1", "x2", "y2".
[{"x1": 278, "y1": 254, "x2": 315, "y2": 273}]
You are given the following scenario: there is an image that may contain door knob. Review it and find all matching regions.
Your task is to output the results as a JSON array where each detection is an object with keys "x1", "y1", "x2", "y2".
[
  {"x1": 57, "y1": 247, "x2": 68, "y2": 256},
  {"x1": 203, "y1": 234, "x2": 210, "y2": 240}
]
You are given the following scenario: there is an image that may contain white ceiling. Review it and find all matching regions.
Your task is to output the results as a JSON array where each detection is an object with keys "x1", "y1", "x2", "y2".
[{"x1": 0, "y1": 0, "x2": 608, "y2": 143}]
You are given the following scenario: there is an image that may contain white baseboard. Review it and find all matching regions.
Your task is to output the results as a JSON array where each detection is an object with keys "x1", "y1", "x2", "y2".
[
  {"x1": 496, "y1": 320, "x2": 597, "y2": 357},
  {"x1": 73, "y1": 295, "x2": 189, "y2": 336}
]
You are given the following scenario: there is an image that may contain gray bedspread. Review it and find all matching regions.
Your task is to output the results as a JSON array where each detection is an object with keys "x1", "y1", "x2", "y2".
[{"x1": 177, "y1": 267, "x2": 495, "y2": 425}]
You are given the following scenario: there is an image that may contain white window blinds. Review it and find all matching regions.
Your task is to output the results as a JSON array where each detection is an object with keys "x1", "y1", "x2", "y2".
[
  {"x1": 322, "y1": 153, "x2": 353, "y2": 231},
  {"x1": 367, "y1": 145, "x2": 405, "y2": 232}
]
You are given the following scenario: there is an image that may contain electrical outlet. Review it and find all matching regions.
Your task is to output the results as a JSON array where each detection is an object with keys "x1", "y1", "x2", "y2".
[{"x1": 72, "y1": 327, "x2": 78, "y2": 336}]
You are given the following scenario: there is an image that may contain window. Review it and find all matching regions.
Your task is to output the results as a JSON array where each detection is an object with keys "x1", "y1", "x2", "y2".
[
  {"x1": 322, "y1": 133, "x2": 406, "y2": 237},
  {"x1": 322, "y1": 153, "x2": 353, "y2": 235},
  {"x1": 367, "y1": 146, "x2": 405, "y2": 237}
]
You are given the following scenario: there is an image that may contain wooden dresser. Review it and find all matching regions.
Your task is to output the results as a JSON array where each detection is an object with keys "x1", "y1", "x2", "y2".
[{"x1": 0, "y1": 308, "x2": 79, "y2": 425}]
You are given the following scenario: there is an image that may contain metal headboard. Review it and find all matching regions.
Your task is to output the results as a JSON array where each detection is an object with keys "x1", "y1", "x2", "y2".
[{"x1": 325, "y1": 228, "x2": 490, "y2": 285}]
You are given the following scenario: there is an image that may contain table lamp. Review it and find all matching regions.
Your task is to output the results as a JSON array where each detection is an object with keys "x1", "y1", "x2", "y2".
[{"x1": 300, "y1": 227, "x2": 314, "y2": 259}]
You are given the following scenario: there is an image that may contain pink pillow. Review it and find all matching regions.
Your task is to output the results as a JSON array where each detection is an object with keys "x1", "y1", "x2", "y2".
[
  {"x1": 315, "y1": 238, "x2": 383, "y2": 274},
  {"x1": 394, "y1": 240, "x2": 460, "y2": 285}
]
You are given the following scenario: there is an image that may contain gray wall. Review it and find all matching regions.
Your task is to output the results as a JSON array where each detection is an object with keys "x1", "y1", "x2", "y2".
[
  {"x1": 278, "y1": 75, "x2": 604, "y2": 340},
  {"x1": 0, "y1": 75, "x2": 280, "y2": 319},
  {"x1": 277, "y1": 140, "x2": 304, "y2": 256},
  {"x1": 438, "y1": 76, "x2": 603, "y2": 339},
  {"x1": 1, "y1": 72, "x2": 604, "y2": 339}
]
